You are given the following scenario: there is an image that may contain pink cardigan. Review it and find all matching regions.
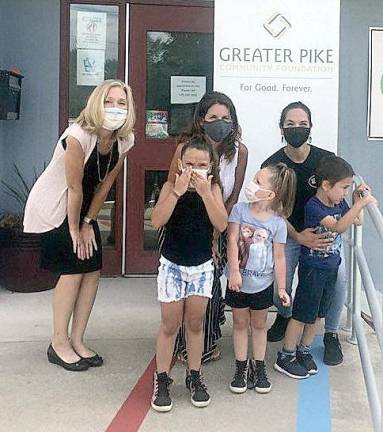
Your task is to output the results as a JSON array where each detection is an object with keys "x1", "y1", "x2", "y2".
[{"x1": 23, "y1": 123, "x2": 134, "y2": 233}]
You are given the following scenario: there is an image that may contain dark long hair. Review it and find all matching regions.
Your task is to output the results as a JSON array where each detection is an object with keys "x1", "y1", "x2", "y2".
[
  {"x1": 178, "y1": 91, "x2": 242, "y2": 162},
  {"x1": 180, "y1": 136, "x2": 221, "y2": 187}
]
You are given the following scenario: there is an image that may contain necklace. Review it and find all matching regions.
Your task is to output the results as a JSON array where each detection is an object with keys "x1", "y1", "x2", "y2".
[{"x1": 96, "y1": 139, "x2": 114, "y2": 182}]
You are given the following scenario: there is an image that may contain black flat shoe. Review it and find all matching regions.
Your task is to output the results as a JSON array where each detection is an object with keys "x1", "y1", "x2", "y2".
[
  {"x1": 80, "y1": 353, "x2": 104, "y2": 367},
  {"x1": 47, "y1": 344, "x2": 89, "y2": 372}
]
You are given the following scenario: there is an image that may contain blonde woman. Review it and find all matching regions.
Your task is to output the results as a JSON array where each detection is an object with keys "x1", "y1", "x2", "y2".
[{"x1": 24, "y1": 79, "x2": 135, "y2": 371}]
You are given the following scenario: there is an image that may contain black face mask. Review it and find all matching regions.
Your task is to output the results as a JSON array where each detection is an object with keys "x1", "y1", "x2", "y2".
[
  {"x1": 203, "y1": 119, "x2": 233, "y2": 143},
  {"x1": 283, "y1": 127, "x2": 311, "y2": 148}
]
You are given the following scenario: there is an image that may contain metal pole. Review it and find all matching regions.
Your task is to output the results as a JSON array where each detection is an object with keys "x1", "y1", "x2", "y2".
[
  {"x1": 354, "y1": 318, "x2": 381, "y2": 431},
  {"x1": 349, "y1": 224, "x2": 362, "y2": 345},
  {"x1": 344, "y1": 228, "x2": 354, "y2": 333},
  {"x1": 354, "y1": 247, "x2": 383, "y2": 352}
]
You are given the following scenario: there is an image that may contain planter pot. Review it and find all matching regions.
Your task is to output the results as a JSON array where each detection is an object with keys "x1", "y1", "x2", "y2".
[{"x1": 0, "y1": 231, "x2": 58, "y2": 293}]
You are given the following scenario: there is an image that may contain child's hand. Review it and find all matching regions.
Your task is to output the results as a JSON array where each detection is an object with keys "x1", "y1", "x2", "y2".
[
  {"x1": 229, "y1": 270, "x2": 242, "y2": 292},
  {"x1": 174, "y1": 167, "x2": 192, "y2": 197},
  {"x1": 359, "y1": 194, "x2": 378, "y2": 208},
  {"x1": 278, "y1": 289, "x2": 290, "y2": 307},
  {"x1": 191, "y1": 173, "x2": 212, "y2": 198},
  {"x1": 353, "y1": 183, "x2": 371, "y2": 202}
]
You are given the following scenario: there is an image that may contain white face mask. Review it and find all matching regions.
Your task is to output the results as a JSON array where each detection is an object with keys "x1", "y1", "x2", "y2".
[
  {"x1": 244, "y1": 180, "x2": 272, "y2": 203},
  {"x1": 182, "y1": 167, "x2": 209, "y2": 180},
  {"x1": 192, "y1": 168, "x2": 209, "y2": 179},
  {"x1": 103, "y1": 107, "x2": 127, "y2": 131}
]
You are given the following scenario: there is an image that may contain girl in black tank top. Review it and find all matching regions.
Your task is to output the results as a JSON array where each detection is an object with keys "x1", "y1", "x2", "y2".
[{"x1": 150, "y1": 137, "x2": 228, "y2": 411}]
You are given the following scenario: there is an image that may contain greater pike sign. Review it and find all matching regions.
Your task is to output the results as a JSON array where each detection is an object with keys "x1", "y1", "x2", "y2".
[{"x1": 214, "y1": 0, "x2": 340, "y2": 189}]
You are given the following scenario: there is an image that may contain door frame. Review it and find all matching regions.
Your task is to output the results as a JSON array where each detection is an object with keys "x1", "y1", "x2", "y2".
[{"x1": 125, "y1": 2, "x2": 214, "y2": 274}]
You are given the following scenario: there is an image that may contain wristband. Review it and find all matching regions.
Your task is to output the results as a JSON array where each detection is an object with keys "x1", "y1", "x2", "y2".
[{"x1": 83, "y1": 216, "x2": 95, "y2": 225}]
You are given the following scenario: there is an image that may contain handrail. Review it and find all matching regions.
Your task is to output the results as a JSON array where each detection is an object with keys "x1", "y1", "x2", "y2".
[{"x1": 345, "y1": 175, "x2": 383, "y2": 432}]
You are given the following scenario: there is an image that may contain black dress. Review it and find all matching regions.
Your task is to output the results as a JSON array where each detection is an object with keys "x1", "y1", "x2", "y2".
[{"x1": 40, "y1": 141, "x2": 119, "y2": 275}]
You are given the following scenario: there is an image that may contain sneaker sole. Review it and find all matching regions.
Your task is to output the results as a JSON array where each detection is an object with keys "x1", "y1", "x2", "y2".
[
  {"x1": 151, "y1": 401, "x2": 173, "y2": 412},
  {"x1": 323, "y1": 357, "x2": 343, "y2": 366},
  {"x1": 255, "y1": 384, "x2": 272, "y2": 394},
  {"x1": 191, "y1": 397, "x2": 211, "y2": 408},
  {"x1": 229, "y1": 384, "x2": 247, "y2": 394},
  {"x1": 273, "y1": 363, "x2": 309, "y2": 379},
  {"x1": 267, "y1": 333, "x2": 285, "y2": 343}
]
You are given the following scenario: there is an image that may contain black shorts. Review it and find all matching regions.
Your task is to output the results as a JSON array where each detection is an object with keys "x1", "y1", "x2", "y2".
[
  {"x1": 292, "y1": 264, "x2": 338, "y2": 324},
  {"x1": 225, "y1": 283, "x2": 273, "y2": 310}
]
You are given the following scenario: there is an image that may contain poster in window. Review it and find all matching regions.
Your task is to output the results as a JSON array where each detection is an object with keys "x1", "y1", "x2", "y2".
[
  {"x1": 77, "y1": 11, "x2": 107, "y2": 50},
  {"x1": 367, "y1": 28, "x2": 383, "y2": 140},
  {"x1": 170, "y1": 76, "x2": 206, "y2": 104},
  {"x1": 77, "y1": 49, "x2": 105, "y2": 86},
  {"x1": 145, "y1": 110, "x2": 169, "y2": 139}
]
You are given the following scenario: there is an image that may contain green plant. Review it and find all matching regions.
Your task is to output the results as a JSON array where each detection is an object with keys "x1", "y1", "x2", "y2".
[
  {"x1": 1, "y1": 162, "x2": 46, "y2": 211},
  {"x1": 0, "y1": 162, "x2": 46, "y2": 230}
]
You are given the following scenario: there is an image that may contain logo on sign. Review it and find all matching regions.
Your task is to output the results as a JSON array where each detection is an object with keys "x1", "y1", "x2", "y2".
[{"x1": 263, "y1": 13, "x2": 291, "y2": 38}]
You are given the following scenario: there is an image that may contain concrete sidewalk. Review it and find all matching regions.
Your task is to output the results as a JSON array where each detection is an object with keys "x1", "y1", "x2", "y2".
[{"x1": 0, "y1": 278, "x2": 379, "y2": 432}]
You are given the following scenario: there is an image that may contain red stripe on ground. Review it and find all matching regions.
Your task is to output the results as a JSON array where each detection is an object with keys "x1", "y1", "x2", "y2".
[{"x1": 106, "y1": 356, "x2": 156, "y2": 432}]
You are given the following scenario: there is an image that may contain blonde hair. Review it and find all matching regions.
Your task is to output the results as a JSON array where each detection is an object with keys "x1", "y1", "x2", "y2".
[
  {"x1": 76, "y1": 79, "x2": 135, "y2": 139},
  {"x1": 267, "y1": 163, "x2": 297, "y2": 218}
]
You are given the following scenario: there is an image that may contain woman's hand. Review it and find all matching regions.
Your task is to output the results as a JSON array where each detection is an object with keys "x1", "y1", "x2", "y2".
[
  {"x1": 174, "y1": 167, "x2": 192, "y2": 197},
  {"x1": 297, "y1": 228, "x2": 333, "y2": 250},
  {"x1": 80, "y1": 223, "x2": 98, "y2": 259},
  {"x1": 278, "y1": 288, "x2": 290, "y2": 307},
  {"x1": 192, "y1": 173, "x2": 212, "y2": 199},
  {"x1": 229, "y1": 270, "x2": 242, "y2": 292},
  {"x1": 70, "y1": 228, "x2": 85, "y2": 260}
]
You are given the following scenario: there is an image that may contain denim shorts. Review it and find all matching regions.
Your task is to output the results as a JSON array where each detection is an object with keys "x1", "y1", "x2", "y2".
[
  {"x1": 157, "y1": 256, "x2": 214, "y2": 303},
  {"x1": 292, "y1": 264, "x2": 338, "y2": 324}
]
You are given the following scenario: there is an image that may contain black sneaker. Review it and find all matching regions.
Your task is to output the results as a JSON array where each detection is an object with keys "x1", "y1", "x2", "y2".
[
  {"x1": 296, "y1": 351, "x2": 318, "y2": 375},
  {"x1": 267, "y1": 314, "x2": 290, "y2": 342},
  {"x1": 323, "y1": 332, "x2": 343, "y2": 366},
  {"x1": 151, "y1": 371, "x2": 172, "y2": 412},
  {"x1": 229, "y1": 360, "x2": 248, "y2": 393},
  {"x1": 274, "y1": 352, "x2": 309, "y2": 379},
  {"x1": 253, "y1": 360, "x2": 272, "y2": 393},
  {"x1": 186, "y1": 369, "x2": 211, "y2": 408},
  {"x1": 247, "y1": 359, "x2": 255, "y2": 389}
]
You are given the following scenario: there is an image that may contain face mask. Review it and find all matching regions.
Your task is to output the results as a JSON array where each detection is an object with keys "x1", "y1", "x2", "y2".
[
  {"x1": 244, "y1": 180, "x2": 272, "y2": 203},
  {"x1": 103, "y1": 107, "x2": 127, "y2": 131},
  {"x1": 203, "y1": 119, "x2": 232, "y2": 142},
  {"x1": 192, "y1": 168, "x2": 209, "y2": 179},
  {"x1": 283, "y1": 127, "x2": 310, "y2": 148},
  {"x1": 182, "y1": 167, "x2": 209, "y2": 180}
]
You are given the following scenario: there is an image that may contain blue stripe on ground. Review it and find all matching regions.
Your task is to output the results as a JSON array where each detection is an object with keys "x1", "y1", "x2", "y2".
[{"x1": 297, "y1": 335, "x2": 331, "y2": 432}]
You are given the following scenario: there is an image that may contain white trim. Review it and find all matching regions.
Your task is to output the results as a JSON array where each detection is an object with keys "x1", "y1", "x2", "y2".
[
  {"x1": 122, "y1": 2, "x2": 130, "y2": 275},
  {"x1": 367, "y1": 27, "x2": 383, "y2": 141}
]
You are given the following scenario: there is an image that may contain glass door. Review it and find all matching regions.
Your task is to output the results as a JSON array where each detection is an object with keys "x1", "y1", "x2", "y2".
[
  {"x1": 126, "y1": 3, "x2": 214, "y2": 273},
  {"x1": 60, "y1": 1, "x2": 126, "y2": 275}
]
